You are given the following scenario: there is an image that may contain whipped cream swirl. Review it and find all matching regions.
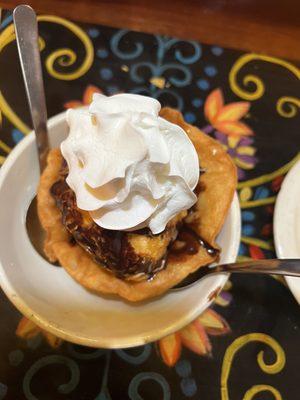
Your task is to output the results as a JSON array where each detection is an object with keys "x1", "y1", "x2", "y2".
[{"x1": 61, "y1": 93, "x2": 199, "y2": 234}]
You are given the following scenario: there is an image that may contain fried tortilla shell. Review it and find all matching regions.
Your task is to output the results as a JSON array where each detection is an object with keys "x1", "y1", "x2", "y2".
[{"x1": 37, "y1": 107, "x2": 237, "y2": 302}]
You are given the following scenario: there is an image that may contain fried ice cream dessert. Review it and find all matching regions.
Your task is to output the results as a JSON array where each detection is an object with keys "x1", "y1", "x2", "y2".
[
  {"x1": 50, "y1": 168, "x2": 186, "y2": 281},
  {"x1": 38, "y1": 94, "x2": 237, "y2": 302}
]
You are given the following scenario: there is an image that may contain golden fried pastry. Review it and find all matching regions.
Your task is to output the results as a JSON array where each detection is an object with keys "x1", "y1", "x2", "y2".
[
  {"x1": 37, "y1": 107, "x2": 237, "y2": 301},
  {"x1": 50, "y1": 164, "x2": 186, "y2": 281}
]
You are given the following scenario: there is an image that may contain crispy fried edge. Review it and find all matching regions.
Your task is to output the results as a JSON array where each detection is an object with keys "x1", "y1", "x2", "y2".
[{"x1": 37, "y1": 107, "x2": 237, "y2": 302}]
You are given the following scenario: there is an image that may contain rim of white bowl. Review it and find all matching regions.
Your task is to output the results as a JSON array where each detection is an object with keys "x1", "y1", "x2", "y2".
[
  {"x1": 0, "y1": 112, "x2": 241, "y2": 348},
  {"x1": 274, "y1": 159, "x2": 300, "y2": 305}
]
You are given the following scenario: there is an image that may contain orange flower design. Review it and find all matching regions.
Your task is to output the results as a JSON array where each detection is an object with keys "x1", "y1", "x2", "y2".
[
  {"x1": 158, "y1": 309, "x2": 230, "y2": 367},
  {"x1": 204, "y1": 88, "x2": 252, "y2": 136},
  {"x1": 64, "y1": 85, "x2": 102, "y2": 109},
  {"x1": 16, "y1": 317, "x2": 62, "y2": 348}
]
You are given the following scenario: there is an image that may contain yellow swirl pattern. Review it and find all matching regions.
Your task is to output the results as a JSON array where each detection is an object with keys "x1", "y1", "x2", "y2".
[
  {"x1": 229, "y1": 53, "x2": 300, "y2": 118},
  {"x1": 0, "y1": 92, "x2": 30, "y2": 134},
  {"x1": 221, "y1": 333, "x2": 285, "y2": 400},
  {"x1": 0, "y1": 140, "x2": 11, "y2": 153},
  {"x1": 38, "y1": 15, "x2": 94, "y2": 81},
  {"x1": 241, "y1": 237, "x2": 274, "y2": 251},
  {"x1": 0, "y1": 23, "x2": 15, "y2": 52},
  {"x1": 240, "y1": 196, "x2": 276, "y2": 209},
  {"x1": 277, "y1": 96, "x2": 300, "y2": 118},
  {"x1": 0, "y1": 15, "x2": 94, "y2": 134},
  {"x1": 238, "y1": 152, "x2": 300, "y2": 189},
  {"x1": 244, "y1": 385, "x2": 282, "y2": 400}
]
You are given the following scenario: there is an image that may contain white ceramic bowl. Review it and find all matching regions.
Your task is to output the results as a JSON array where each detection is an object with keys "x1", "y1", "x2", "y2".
[
  {"x1": 0, "y1": 112, "x2": 241, "y2": 348},
  {"x1": 274, "y1": 159, "x2": 300, "y2": 305}
]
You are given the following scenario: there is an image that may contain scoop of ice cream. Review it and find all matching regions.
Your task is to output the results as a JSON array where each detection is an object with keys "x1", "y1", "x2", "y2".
[{"x1": 61, "y1": 93, "x2": 199, "y2": 234}]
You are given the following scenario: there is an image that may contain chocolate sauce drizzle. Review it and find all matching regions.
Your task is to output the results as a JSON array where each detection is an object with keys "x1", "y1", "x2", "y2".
[
  {"x1": 50, "y1": 161, "x2": 218, "y2": 280},
  {"x1": 50, "y1": 176, "x2": 169, "y2": 280},
  {"x1": 171, "y1": 225, "x2": 219, "y2": 258}
]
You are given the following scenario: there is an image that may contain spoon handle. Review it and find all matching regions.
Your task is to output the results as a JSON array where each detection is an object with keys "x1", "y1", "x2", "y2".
[
  {"x1": 13, "y1": 5, "x2": 49, "y2": 172},
  {"x1": 213, "y1": 259, "x2": 300, "y2": 277},
  {"x1": 173, "y1": 259, "x2": 300, "y2": 291}
]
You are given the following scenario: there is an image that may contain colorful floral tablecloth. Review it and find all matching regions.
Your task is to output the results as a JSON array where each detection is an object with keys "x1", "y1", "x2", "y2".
[{"x1": 0, "y1": 9, "x2": 300, "y2": 400}]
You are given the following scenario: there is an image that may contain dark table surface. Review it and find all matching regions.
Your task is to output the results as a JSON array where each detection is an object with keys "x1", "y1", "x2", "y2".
[{"x1": 0, "y1": 8, "x2": 300, "y2": 400}]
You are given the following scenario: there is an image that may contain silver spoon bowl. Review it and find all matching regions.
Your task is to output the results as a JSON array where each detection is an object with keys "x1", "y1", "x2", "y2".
[
  {"x1": 14, "y1": 5, "x2": 49, "y2": 260},
  {"x1": 25, "y1": 197, "x2": 44, "y2": 259}
]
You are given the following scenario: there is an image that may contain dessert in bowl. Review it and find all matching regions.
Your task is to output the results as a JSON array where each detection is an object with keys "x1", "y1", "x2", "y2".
[
  {"x1": 39, "y1": 93, "x2": 237, "y2": 301},
  {"x1": 0, "y1": 93, "x2": 240, "y2": 347}
]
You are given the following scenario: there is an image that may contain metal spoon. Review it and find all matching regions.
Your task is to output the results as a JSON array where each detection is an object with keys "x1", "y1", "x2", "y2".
[
  {"x1": 14, "y1": 5, "x2": 49, "y2": 259},
  {"x1": 172, "y1": 258, "x2": 300, "y2": 290}
]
